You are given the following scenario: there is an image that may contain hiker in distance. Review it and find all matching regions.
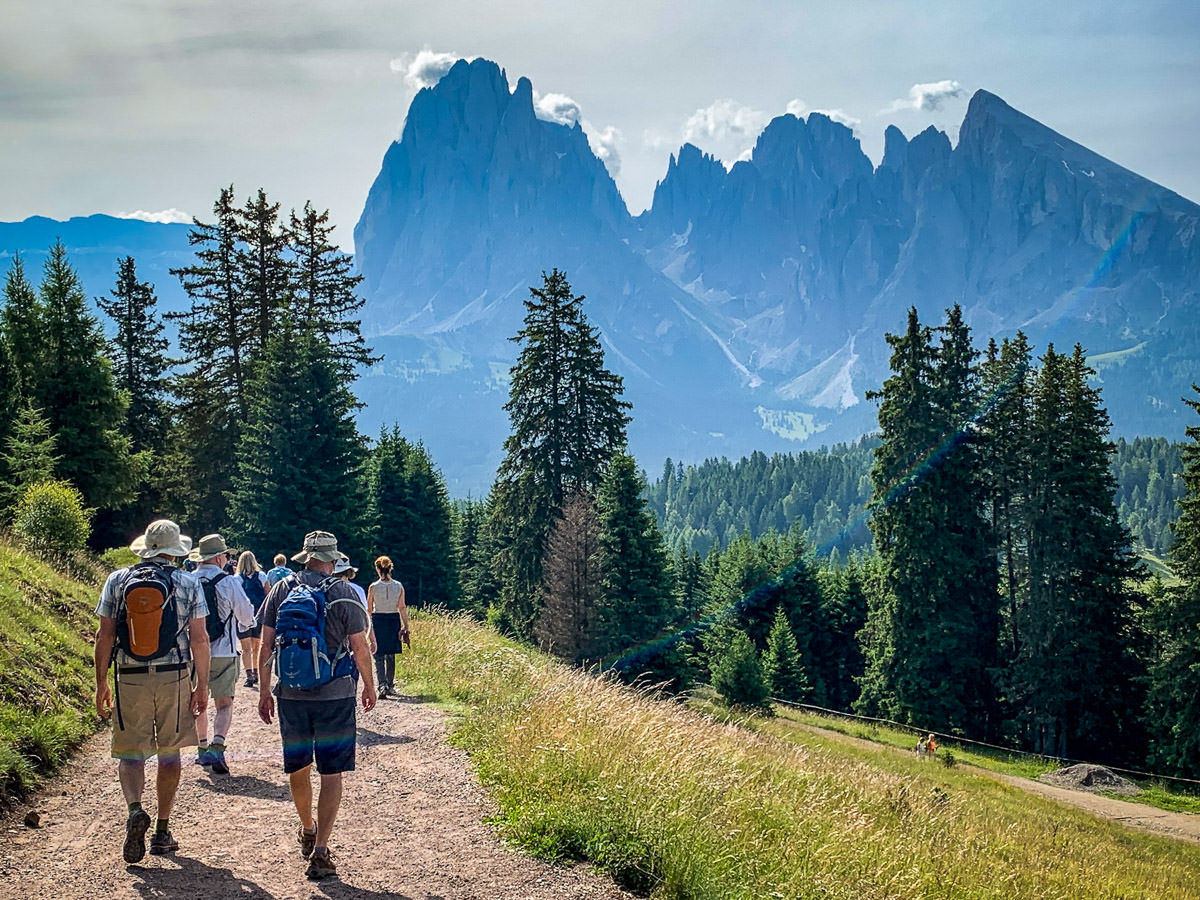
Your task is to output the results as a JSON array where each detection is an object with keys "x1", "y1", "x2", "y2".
[
  {"x1": 93, "y1": 519, "x2": 211, "y2": 864},
  {"x1": 193, "y1": 534, "x2": 256, "y2": 774},
  {"x1": 367, "y1": 555, "x2": 409, "y2": 699},
  {"x1": 257, "y1": 530, "x2": 377, "y2": 881}
]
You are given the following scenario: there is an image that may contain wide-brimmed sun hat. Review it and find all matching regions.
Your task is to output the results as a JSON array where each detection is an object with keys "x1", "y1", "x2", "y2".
[
  {"x1": 291, "y1": 530, "x2": 343, "y2": 564},
  {"x1": 195, "y1": 533, "x2": 230, "y2": 561},
  {"x1": 333, "y1": 557, "x2": 357, "y2": 576},
  {"x1": 130, "y1": 519, "x2": 192, "y2": 559}
]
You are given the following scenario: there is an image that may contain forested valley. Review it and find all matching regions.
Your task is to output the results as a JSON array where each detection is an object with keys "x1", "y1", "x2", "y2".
[{"x1": 3, "y1": 184, "x2": 1200, "y2": 781}]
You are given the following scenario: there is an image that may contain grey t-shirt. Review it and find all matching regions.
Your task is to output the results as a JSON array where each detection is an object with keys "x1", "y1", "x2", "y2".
[{"x1": 260, "y1": 569, "x2": 369, "y2": 701}]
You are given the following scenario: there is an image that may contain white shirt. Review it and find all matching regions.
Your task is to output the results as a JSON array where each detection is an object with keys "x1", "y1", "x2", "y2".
[{"x1": 196, "y1": 563, "x2": 256, "y2": 657}]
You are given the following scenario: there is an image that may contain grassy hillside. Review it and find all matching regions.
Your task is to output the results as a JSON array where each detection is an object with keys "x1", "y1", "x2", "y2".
[
  {"x1": 398, "y1": 611, "x2": 1200, "y2": 900},
  {"x1": 0, "y1": 539, "x2": 99, "y2": 801}
]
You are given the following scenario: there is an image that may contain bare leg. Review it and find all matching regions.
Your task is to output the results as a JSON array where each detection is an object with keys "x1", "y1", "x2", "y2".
[
  {"x1": 118, "y1": 759, "x2": 146, "y2": 805},
  {"x1": 289, "y1": 766, "x2": 315, "y2": 830},
  {"x1": 315, "y1": 773, "x2": 343, "y2": 847},
  {"x1": 240, "y1": 638, "x2": 254, "y2": 672},
  {"x1": 212, "y1": 697, "x2": 234, "y2": 740},
  {"x1": 195, "y1": 705, "x2": 208, "y2": 744},
  {"x1": 156, "y1": 752, "x2": 182, "y2": 820}
]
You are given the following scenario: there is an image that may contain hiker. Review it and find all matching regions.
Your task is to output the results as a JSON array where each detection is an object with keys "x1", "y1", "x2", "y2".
[
  {"x1": 368, "y1": 555, "x2": 409, "y2": 700},
  {"x1": 194, "y1": 534, "x2": 256, "y2": 775},
  {"x1": 93, "y1": 519, "x2": 211, "y2": 863},
  {"x1": 334, "y1": 557, "x2": 377, "y2": 655},
  {"x1": 265, "y1": 553, "x2": 292, "y2": 587},
  {"x1": 926, "y1": 733, "x2": 938, "y2": 756},
  {"x1": 257, "y1": 531, "x2": 377, "y2": 881},
  {"x1": 236, "y1": 550, "x2": 270, "y2": 689}
]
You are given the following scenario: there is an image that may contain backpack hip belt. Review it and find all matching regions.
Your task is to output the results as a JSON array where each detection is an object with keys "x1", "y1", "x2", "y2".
[{"x1": 116, "y1": 662, "x2": 189, "y2": 675}]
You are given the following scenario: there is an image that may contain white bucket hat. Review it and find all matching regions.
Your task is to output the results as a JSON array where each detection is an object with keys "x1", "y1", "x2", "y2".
[{"x1": 130, "y1": 519, "x2": 192, "y2": 559}]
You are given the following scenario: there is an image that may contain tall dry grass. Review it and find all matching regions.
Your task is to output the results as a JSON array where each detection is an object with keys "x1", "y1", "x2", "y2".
[{"x1": 398, "y1": 611, "x2": 1200, "y2": 899}]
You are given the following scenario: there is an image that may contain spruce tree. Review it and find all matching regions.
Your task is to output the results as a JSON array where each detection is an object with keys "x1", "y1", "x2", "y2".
[
  {"x1": 289, "y1": 201, "x2": 377, "y2": 378},
  {"x1": 0, "y1": 404, "x2": 58, "y2": 516},
  {"x1": 763, "y1": 606, "x2": 809, "y2": 702},
  {"x1": 227, "y1": 322, "x2": 366, "y2": 559},
  {"x1": 491, "y1": 269, "x2": 631, "y2": 638},
  {"x1": 35, "y1": 241, "x2": 143, "y2": 514},
  {"x1": 454, "y1": 495, "x2": 503, "y2": 620},
  {"x1": 1, "y1": 254, "x2": 46, "y2": 396},
  {"x1": 590, "y1": 452, "x2": 677, "y2": 673},
  {"x1": 1012, "y1": 345, "x2": 1141, "y2": 761},
  {"x1": 710, "y1": 629, "x2": 769, "y2": 710},
  {"x1": 1145, "y1": 384, "x2": 1200, "y2": 776},
  {"x1": 239, "y1": 188, "x2": 293, "y2": 354},
  {"x1": 97, "y1": 257, "x2": 171, "y2": 457}
]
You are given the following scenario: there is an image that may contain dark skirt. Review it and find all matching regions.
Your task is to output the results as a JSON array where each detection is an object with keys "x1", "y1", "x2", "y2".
[{"x1": 372, "y1": 612, "x2": 404, "y2": 656}]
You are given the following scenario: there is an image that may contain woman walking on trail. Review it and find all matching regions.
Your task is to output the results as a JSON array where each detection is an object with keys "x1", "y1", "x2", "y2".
[
  {"x1": 368, "y1": 556, "x2": 408, "y2": 699},
  {"x1": 236, "y1": 550, "x2": 269, "y2": 688}
]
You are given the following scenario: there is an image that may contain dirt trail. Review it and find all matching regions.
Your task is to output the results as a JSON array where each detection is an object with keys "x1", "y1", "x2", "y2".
[
  {"x1": 784, "y1": 718, "x2": 1200, "y2": 847},
  {"x1": 0, "y1": 685, "x2": 634, "y2": 900}
]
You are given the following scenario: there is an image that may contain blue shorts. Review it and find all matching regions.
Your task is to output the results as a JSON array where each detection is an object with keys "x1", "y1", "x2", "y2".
[{"x1": 277, "y1": 696, "x2": 357, "y2": 775}]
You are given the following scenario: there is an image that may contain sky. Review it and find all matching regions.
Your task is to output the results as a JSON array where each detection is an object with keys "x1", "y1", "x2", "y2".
[{"x1": 2, "y1": 1, "x2": 1199, "y2": 250}]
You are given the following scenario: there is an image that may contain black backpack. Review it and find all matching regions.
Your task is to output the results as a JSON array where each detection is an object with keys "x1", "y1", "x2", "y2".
[
  {"x1": 200, "y1": 572, "x2": 230, "y2": 644},
  {"x1": 114, "y1": 563, "x2": 181, "y2": 662},
  {"x1": 240, "y1": 572, "x2": 267, "y2": 612}
]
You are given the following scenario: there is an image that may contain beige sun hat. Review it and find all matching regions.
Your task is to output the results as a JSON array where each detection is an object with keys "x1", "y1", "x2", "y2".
[
  {"x1": 196, "y1": 533, "x2": 230, "y2": 561},
  {"x1": 291, "y1": 530, "x2": 343, "y2": 563},
  {"x1": 130, "y1": 519, "x2": 192, "y2": 559}
]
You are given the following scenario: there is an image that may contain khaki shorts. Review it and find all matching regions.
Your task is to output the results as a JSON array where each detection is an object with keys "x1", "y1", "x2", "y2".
[
  {"x1": 208, "y1": 655, "x2": 240, "y2": 700},
  {"x1": 112, "y1": 667, "x2": 197, "y2": 760}
]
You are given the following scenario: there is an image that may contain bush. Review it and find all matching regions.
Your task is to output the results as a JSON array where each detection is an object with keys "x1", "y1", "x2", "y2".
[{"x1": 13, "y1": 481, "x2": 91, "y2": 556}]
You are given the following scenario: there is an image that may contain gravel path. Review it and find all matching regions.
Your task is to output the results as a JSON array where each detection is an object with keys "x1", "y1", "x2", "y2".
[{"x1": 0, "y1": 685, "x2": 633, "y2": 900}]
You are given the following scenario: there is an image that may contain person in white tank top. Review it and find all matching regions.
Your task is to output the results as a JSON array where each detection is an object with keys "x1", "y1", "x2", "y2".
[{"x1": 367, "y1": 555, "x2": 408, "y2": 698}]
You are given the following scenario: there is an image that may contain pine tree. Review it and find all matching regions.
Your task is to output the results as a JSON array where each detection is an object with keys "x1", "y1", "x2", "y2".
[
  {"x1": 238, "y1": 188, "x2": 293, "y2": 356},
  {"x1": 1011, "y1": 345, "x2": 1141, "y2": 761},
  {"x1": 0, "y1": 404, "x2": 58, "y2": 515},
  {"x1": 1145, "y1": 389, "x2": 1200, "y2": 776},
  {"x1": 97, "y1": 257, "x2": 171, "y2": 457},
  {"x1": 490, "y1": 269, "x2": 631, "y2": 638},
  {"x1": 454, "y1": 496, "x2": 502, "y2": 619},
  {"x1": 35, "y1": 241, "x2": 144, "y2": 514},
  {"x1": 227, "y1": 322, "x2": 366, "y2": 558},
  {"x1": 763, "y1": 606, "x2": 809, "y2": 702},
  {"x1": 591, "y1": 453, "x2": 675, "y2": 659},
  {"x1": 535, "y1": 490, "x2": 602, "y2": 662},
  {"x1": 710, "y1": 629, "x2": 769, "y2": 710},
  {"x1": 1, "y1": 254, "x2": 46, "y2": 396},
  {"x1": 289, "y1": 201, "x2": 377, "y2": 378}
]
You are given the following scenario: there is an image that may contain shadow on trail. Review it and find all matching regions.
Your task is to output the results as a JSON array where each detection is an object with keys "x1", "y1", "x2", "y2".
[
  {"x1": 356, "y1": 729, "x2": 416, "y2": 748},
  {"x1": 130, "y1": 854, "x2": 277, "y2": 899},
  {"x1": 317, "y1": 883, "x2": 426, "y2": 900},
  {"x1": 195, "y1": 773, "x2": 292, "y2": 802}
]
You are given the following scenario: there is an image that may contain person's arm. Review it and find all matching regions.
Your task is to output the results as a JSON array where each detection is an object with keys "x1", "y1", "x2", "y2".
[
  {"x1": 227, "y1": 579, "x2": 256, "y2": 627},
  {"x1": 94, "y1": 617, "x2": 116, "y2": 719},
  {"x1": 188, "y1": 617, "x2": 210, "y2": 718},
  {"x1": 347, "y1": 629, "x2": 376, "y2": 711},
  {"x1": 257, "y1": 624, "x2": 276, "y2": 724},
  {"x1": 366, "y1": 583, "x2": 375, "y2": 616},
  {"x1": 398, "y1": 583, "x2": 410, "y2": 645}
]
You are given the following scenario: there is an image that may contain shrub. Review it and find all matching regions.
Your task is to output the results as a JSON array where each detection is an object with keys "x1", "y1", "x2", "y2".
[{"x1": 13, "y1": 480, "x2": 91, "y2": 556}]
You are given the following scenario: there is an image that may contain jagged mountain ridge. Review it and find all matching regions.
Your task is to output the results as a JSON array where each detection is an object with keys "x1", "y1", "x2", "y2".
[{"x1": 353, "y1": 59, "x2": 1199, "y2": 489}]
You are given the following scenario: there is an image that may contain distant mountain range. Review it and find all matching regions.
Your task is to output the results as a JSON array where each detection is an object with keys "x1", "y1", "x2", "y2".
[{"x1": 4, "y1": 58, "x2": 1199, "y2": 493}]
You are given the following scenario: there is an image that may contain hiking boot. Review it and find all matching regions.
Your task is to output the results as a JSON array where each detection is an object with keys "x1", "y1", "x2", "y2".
[
  {"x1": 149, "y1": 830, "x2": 179, "y2": 855},
  {"x1": 378, "y1": 685, "x2": 388, "y2": 700},
  {"x1": 195, "y1": 747, "x2": 212, "y2": 767},
  {"x1": 305, "y1": 848, "x2": 337, "y2": 880},
  {"x1": 123, "y1": 809, "x2": 152, "y2": 864},
  {"x1": 298, "y1": 823, "x2": 317, "y2": 858},
  {"x1": 208, "y1": 745, "x2": 230, "y2": 776}
]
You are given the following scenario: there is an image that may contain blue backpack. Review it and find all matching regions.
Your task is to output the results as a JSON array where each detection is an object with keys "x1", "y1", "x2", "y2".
[
  {"x1": 240, "y1": 572, "x2": 267, "y2": 612},
  {"x1": 273, "y1": 576, "x2": 357, "y2": 690}
]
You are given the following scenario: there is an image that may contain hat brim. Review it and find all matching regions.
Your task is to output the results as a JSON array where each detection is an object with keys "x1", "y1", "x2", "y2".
[
  {"x1": 292, "y1": 549, "x2": 344, "y2": 563},
  {"x1": 131, "y1": 533, "x2": 193, "y2": 559}
]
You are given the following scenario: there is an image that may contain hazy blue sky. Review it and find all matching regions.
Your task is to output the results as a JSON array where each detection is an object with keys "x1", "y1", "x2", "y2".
[{"x1": 2, "y1": 1, "x2": 1198, "y2": 249}]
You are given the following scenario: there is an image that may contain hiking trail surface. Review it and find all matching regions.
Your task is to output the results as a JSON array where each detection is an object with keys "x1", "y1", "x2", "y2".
[{"x1": 0, "y1": 685, "x2": 635, "y2": 900}]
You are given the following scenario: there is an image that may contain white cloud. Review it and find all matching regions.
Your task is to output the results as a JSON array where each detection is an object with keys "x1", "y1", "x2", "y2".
[
  {"x1": 785, "y1": 98, "x2": 808, "y2": 118},
  {"x1": 682, "y1": 99, "x2": 770, "y2": 145},
  {"x1": 585, "y1": 124, "x2": 622, "y2": 175},
  {"x1": 116, "y1": 208, "x2": 192, "y2": 224},
  {"x1": 882, "y1": 80, "x2": 964, "y2": 114},
  {"x1": 533, "y1": 91, "x2": 582, "y2": 126},
  {"x1": 809, "y1": 108, "x2": 862, "y2": 131},
  {"x1": 389, "y1": 47, "x2": 473, "y2": 91}
]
